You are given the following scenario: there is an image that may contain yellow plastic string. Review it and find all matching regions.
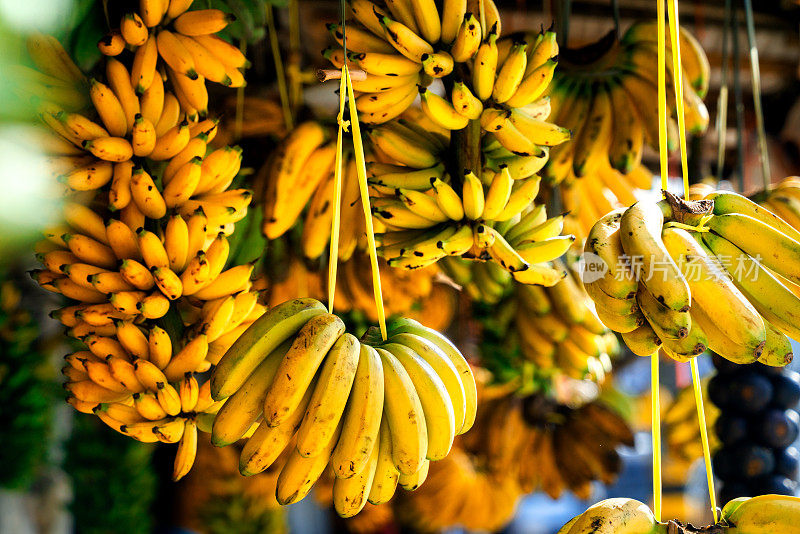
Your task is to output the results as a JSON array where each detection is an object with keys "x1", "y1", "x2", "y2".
[
  {"x1": 344, "y1": 64, "x2": 388, "y2": 340},
  {"x1": 651, "y1": 350, "x2": 662, "y2": 522},
  {"x1": 666, "y1": 0, "x2": 690, "y2": 196},
  {"x1": 327, "y1": 70, "x2": 349, "y2": 313},
  {"x1": 667, "y1": 0, "x2": 719, "y2": 522},
  {"x1": 652, "y1": 0, "x2": 668, "y2": 521}
]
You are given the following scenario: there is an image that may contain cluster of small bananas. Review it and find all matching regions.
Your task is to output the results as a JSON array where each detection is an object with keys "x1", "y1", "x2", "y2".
[
  {"x1": 664, "y1": 380, "x2": 719, "y2": 467},
  {"x1": 441, "y1": 256, "x2": 617, "y2": 380},
  {"x1": 512, "y1": 272, "x2": 618, "y2": 381},
  {"x1": 260, "y1": 121, "x2": 370, "y2": 260},
  {"x1": 557, "y1": 495, "x2": 800, "y2": 534},
  {"x1": 98, "y1": 0, "x2": 245, "y2": 116},
  {"x1": 210, "y1": 299, "x2": 477, "y2": 517},
  {"x1": 261, "y1": 252, "x2": 456, "y2": 332},
  {"x1": 561, "y1": 160, "x2": 654, "y2": 239},
  {"x1": 467, "y1": 394, "x2": 634, "y2": 500},
  {"x1": 540, "y1": 21, "x2": 710, "y2": 187},
  {"x1": 371, "y1": 165, "x2": 576, "y2": 285},
  {"x1": 27, "y1": 29, "x2": 256, "y2": 480},
  {"x1": 585, "y1": 192, "x2": 797, "y2": 368}
]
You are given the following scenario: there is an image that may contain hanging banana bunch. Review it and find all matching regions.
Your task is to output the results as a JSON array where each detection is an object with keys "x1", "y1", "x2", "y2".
[
  {"x1": 538, "y1": 21, "x2": 710, "y2": 186},
  {"x1": 584, "y1": 191, "x2": 796, "y2": 368},
  {"x1": 260, "y1": 121, "x2": 370, "y2": 261},
  {"x1": 209, "y1": 299, "x2": 477, "y2": 517},
  {"x1": 27, "y1": 24, "x2": 256, "y2": 481},
  {"x1": 97, "y1": 0, "x2": 246, "y2": 118},
  {"x1": 748, "y1": 176, "x2": 800, "y2": 234}
]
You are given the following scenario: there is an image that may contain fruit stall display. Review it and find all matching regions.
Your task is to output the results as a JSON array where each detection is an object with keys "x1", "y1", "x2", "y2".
[{"x1": 2, "y1": 0, "x2": 800, "y2": 532}]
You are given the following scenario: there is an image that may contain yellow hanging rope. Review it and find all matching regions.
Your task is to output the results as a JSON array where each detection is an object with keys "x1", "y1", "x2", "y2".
[
  {"x1": 344, "y1": 65, "x2": 389, "y2": 340},
  {"x1": 327, "y1": 71, "x2": 349, "y2": 313},
  {"x1": 651, "y1": 0, "x2": 669, "y2": 522},
  {"x1": 666, "y1": 0, "x2": 719, "y2": 522}
]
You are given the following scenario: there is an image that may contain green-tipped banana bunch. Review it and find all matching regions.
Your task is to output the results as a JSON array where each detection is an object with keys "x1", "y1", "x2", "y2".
[
  {"x1": 210, "y1": 299, "x2": 477, "y2": 517},
  {"x1": 371, "y1": 165, "x2": 575, "y2": 283},
  {"x1": 512, "y1": 270, "x2": 618, "y2": 381},
  {"x1": 98, "y1": 1, "x2": 246, "y2": 116},
  {"x1": 664, "y1": 380, "x2": 719, "y2": 466},
  {"x1": 539, "y1": 21, "x2": 709, "y2": 186},
  {"x1": 584, "y1": 192, "x2": 797, "y2": 369},
  {"x1": 27, "y1": 27, "x2": 259, "y2": 483}
]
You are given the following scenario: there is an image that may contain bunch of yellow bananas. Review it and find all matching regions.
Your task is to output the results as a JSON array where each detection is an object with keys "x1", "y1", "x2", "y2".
[
  {"x1": 396, "y1": 444, "x2": 524, "y2": 532},
  {"x1": 260, "y1": 121, "x2": 368, "y2": 260},
  {"x1": 97, "y1": 0, "x2": 245, "y2": 117},
  {"x1": 210, "y1": 298, "x2": 477, "y2": 517},
  {"x1": 664, "y1": 380, "x2": 719, "y2": 466},
  {"x1": 585, "y1": 192, "x2": 798, "y2": 368},
  {"x1": 371, "y1": 166, "x2": 576, "y2": 284},
  {"x1": 322, "y1": 0, "x2": 499, "y2": 123},
  {"x1": 561, "y1": 160, "x2": 654, "y2": 240},
  {"x1": 540, "y1": 21, "x2": 709, "y2": 186},
  {"x1": 720, "y1": 494, "x2": 800, "y2": 533},
  {"x1": 26, "y1": 29, "x2": 259, "y2": 481},
  {"x1": 512, "y1": 271, "x2": 618, "y2": 381},
  {"x1": 322, "y1": 3, "x2": 571, "y2": 162},
  {"x1": 466, "y1": 394, "x2": 634, "y2": 500}
]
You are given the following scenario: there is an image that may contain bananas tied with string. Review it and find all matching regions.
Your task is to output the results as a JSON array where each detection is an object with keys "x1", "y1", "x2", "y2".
[
  {"x1": 584, "y1": 191, "x2": 796, "y2": 368},
  {"x1": 210, "y1": 299, "x2": 477, "y2": 517}
]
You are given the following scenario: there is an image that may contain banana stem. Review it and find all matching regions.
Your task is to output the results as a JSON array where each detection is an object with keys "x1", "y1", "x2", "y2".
[
  {"x1": 731, "y1": 3, "x2": 745, "y2": 192},
  {"x1": 743, "y1": 0, "x2": 771, "y2": 191},
  {"x1": 266, "y1": 3, "x2": 294, "y2": 131},
  {"x1": 288, "y1": 0, "x2": 302, "y2": 113},
  {"x1": 452, "y1": 119, "x2": 481, "y2": 191},
  {"x1": 157, "y1": 305, "x2": 185, "y2": 354},
  {"x1": 690, "y1": 358, "x2": 719, "y2": 523},
  {"x1": 716, "y1": 0, "x2": 732, "y2": 184}
]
